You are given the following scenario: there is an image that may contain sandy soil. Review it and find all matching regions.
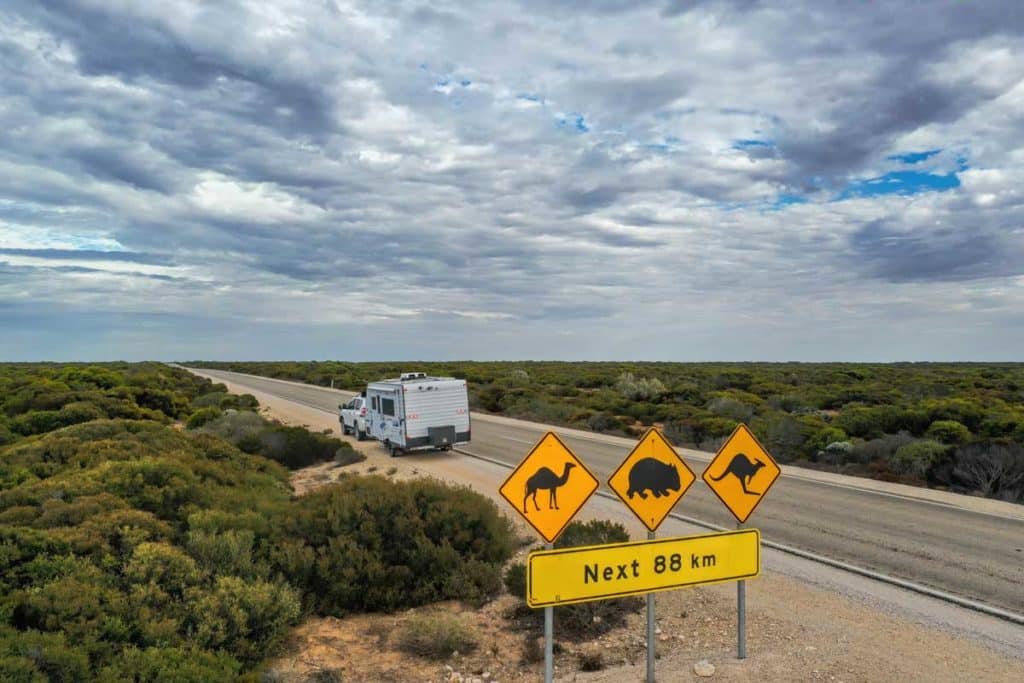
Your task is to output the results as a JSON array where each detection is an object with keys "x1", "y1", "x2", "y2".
[{"x1": 205, "y1": 375, "x2": 1024, "y2": 683}]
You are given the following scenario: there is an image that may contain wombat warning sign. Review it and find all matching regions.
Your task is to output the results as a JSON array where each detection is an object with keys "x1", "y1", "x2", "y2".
[{"x1": 608, "y1": 427, "x2": 696, "y2": 532}]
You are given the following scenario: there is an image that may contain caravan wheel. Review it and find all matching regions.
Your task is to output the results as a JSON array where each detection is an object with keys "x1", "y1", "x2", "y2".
[{"x1": 387, "y1": 442, "x2": 398, "y2": 458}]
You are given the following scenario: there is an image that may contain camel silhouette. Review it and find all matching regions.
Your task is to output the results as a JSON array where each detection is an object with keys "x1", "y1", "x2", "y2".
[{"x1": 524, "y1": 462, "x2": 576, "y2": 513}]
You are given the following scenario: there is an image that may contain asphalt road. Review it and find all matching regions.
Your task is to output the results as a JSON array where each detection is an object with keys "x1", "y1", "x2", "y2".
[{"x1": 194, "y1": 368, "x2": 1024, "y2": 617}]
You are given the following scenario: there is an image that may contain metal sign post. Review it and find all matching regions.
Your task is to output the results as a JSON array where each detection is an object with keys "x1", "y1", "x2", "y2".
[
  {"x1": 544, "y1": 542, "x2": 554, "y2": 683},
  {"x1": 736, "y1": 522, "x2": 746, "y2": 659},
  {"x1": 646, "y1": 529, "x2": 656, "y2": 682}
]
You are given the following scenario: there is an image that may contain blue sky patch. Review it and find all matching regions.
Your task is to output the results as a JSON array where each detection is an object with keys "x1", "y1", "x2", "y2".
[
  {"x1": 888, "y1": 149, "x2": 941, "y2": 164},
  {"x1": 772, "y1": 193, "x2": 808, "y2": 209},
  {"x1": 733, "y1": 138, "x2": 774, "y2": 150},
  {"x1": 558, "y1": 113, "x2": 589, "y2": 133},
  {"x1": 837, "y1": 170, "x2": 961, "y2": 199}
]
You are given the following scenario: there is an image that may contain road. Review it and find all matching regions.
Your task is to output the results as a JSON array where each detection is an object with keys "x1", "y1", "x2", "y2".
[{"x1": 193, "y1": 368, "x2": 1024, "y2": 618}]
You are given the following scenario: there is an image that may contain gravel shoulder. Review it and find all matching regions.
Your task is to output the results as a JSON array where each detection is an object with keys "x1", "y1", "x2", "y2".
[{"x1": 202, "y1": 374, "x2": 1024, "y2": 682}]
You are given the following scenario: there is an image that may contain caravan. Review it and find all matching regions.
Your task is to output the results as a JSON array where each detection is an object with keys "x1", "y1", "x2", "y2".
[{"x1": 365, "y1": 372, "x2": 471, "y2": 456}]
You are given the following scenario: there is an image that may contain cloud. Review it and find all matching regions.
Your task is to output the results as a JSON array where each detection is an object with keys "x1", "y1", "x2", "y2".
[{"x1": 1, "y1": 0, "x2": 1023, "y2": 360}]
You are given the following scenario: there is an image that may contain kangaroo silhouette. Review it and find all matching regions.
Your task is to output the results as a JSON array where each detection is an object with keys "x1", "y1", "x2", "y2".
[
  {"x1": 709, "y1": 453, "x2": 765, "y2": 495},
  {"x1": 524, "y1": 462, "x2": 576, "y2": 513}
]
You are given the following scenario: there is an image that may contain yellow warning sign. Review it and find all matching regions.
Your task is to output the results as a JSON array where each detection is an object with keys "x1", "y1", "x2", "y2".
[
  {"x1": 702, "y1": 424, "x2": 780, "y2": 524},
  {"x1": 608, "y1": 427, "x2": 696, "y2": 532},
  {"x1": 499, "y1": 432, "x2": 599, "y2": 544},
  {"x1": 527, "y1": 528, "x2": 760, "y2": 607}
]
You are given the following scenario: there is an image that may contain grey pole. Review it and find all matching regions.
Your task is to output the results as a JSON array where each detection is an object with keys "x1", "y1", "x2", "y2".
[
  {"x1": 545, "y1": 542, "x2": 554, "y2": 683},
  {"x1": 736, "y1": 522, "x2": 746, "y2": 659},
  {"x1": 646, "y1": 530, "x2": 656, "y2": 682}
]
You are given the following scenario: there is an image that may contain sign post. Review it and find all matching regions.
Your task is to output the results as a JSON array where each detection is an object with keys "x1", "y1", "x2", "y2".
[
  {"x1": 608, "y1": 427, "x2": 695, "y2": 683},
  {"x1": 499, "y1": 432, "x2": 599, "y2": 683},
  {"x1": 702, "y1": 424, "x2": 781, "y2": 659}
]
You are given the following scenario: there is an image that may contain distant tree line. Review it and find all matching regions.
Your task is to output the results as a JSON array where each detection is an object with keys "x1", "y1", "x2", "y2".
[{"x1": 191, "y1": 361, "x2": 1024, "y2": 503}]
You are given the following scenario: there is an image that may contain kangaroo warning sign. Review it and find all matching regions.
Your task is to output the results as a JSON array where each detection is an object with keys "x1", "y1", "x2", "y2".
[
  {"x1": 608, "y1": 427, "x2": 696, "y2": 532},
  {"x1": 702, "y1": 424, "x2": 781, "y2": 524},
  {"x1": 499, "y1": 431, "x2": 599, "y2": 543}
]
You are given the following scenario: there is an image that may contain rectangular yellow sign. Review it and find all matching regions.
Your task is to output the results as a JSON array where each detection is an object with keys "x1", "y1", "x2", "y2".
[{"x1": 527, "y1": 529, "x2": 759, "y2": 607}]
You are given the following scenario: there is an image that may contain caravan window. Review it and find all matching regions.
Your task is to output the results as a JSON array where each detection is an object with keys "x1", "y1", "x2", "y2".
[
  {"x1": 372, "y1": 396, "x2": 378, "y2": 411},
  {"x1": 381, "y1": 398, "x2": 395, "y2": 416}
]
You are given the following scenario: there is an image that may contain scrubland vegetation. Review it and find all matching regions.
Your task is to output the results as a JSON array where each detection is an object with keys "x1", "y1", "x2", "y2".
[
  {"x1": 194, "y1": 361, "x2": 1024, "y2": 502},
  {"x1": 0, "y1": 363, "x2": 514, "y2": 681}
]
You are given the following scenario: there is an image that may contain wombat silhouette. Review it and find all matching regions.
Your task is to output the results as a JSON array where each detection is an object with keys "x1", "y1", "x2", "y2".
[
  {"x1": 709, "y1": 453, "x2": 765, "y2": 495},
  {"x1": 627, "y1": 458, "x2": 681, "y2": 499},
  {"x1": 524, "y1": 462, "x2": 576, "y2": 512}
]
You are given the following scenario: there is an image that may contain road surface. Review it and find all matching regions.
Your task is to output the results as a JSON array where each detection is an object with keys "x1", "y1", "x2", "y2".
[{"x1": 192, "y1": 367, "x2": 1024, "y2": 618}]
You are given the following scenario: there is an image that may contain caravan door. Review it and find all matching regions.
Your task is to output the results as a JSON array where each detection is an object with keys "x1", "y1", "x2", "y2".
[{"x1": 368, "y1": 385, "x2": 405, "y2": 450}]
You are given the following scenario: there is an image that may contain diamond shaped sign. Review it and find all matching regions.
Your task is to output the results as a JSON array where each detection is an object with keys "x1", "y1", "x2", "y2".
[
  {"x1": 702, "y1": 423, "x2": 781, "y2": 524},
  {"x1": 499, "y1": 432, "x2": 599, "y2": 543},
  {"x1": 608, "y1": 427, "x2": 696, "y2": 532}
]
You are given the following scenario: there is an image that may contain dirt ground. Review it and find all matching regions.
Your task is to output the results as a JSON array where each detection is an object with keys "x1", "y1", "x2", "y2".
[{"x1": 213, "y1": 378, "x2": 1024, "y2": 683}]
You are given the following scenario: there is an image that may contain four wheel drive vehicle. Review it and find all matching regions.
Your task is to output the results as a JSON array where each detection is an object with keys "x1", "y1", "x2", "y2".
[
  {"x1": 365, "y1": 372, "x2": 471, "y2": 457},
  {"x1": 338, "y1": 395, "x2": 368, "y2": 440}
]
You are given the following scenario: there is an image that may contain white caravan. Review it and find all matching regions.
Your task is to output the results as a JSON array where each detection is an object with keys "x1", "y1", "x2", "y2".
[{"x1": 365, "y1": 372, "x2": 471, "y2": 456}]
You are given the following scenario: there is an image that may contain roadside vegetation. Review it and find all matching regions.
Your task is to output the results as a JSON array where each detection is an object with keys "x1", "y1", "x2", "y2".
[
  {"x1": 504, "y1": 520, "x2": 643, "y2": 642},
  {"x1": 0, "y1": 363, "x2": 514, "y2": 681},
  {"x1": 192, "y1": 361, "x2": 1024, "y2": 503}
]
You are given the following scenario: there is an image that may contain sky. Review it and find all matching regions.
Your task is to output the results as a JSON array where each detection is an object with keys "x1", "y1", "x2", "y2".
[{"x1": 1, "y1": 0, "x2": 1023, "y2": 362}]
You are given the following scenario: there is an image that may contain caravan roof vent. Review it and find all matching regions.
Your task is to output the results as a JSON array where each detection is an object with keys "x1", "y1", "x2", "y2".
[{"x1": 400, "y1": 372, "x2": 428, "y2": 381}]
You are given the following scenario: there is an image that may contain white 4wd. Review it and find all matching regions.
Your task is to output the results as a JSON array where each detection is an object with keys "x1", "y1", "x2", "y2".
[{"x1": 339, "y1": 396, "x2": 368, "y2": 441}]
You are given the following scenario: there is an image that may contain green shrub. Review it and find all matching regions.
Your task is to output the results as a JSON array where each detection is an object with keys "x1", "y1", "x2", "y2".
[
  {"x1": 187, "y1": 576, "x2": 301, "y2": 665},
  {"x1": 124, "y1": 542, "x2": 203, "y2": 598},
  {"x1": 186, "y1": 529, "x2": 259, "y2": 579},
  {"x1": 191, "y1": 391, "x2": 229, "y2": 409},
  {"x1": 504, "y1": 520, "x2": 643, "y2": 640},
  {"x1": 0, "y1": 630, "x2": 89, "y2": 683},
  {"x1": 278, "y1": 476, "x2": 513, "y2": 615},
  {"x1": 97, "y1": 645, "x2": 241, "y2": 682},
  {"x1": 925, "y1": 420, "x2": 971, "y2": 445},
  {"x1": 186, "y1": 407, "x2": 222, "y2": 430},
  {"x1": 892, "y1": 440, "x2": 948, "y2": 478},
  {"x1": 394, "y1": 613, "x2": 478, "y2": 660}
]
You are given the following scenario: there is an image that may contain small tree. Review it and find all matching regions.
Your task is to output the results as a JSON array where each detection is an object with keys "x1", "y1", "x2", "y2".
[
  {"x1": 892, "y1": 440, "x2": 947, "y2": 478},
  {"x1": 925, "y1": 420, "x2": 971, "y2": 445}
]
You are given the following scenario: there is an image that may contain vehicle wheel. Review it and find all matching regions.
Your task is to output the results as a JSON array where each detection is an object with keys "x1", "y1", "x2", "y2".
[
  {"x1": 341, "y1": 423, "x2": 350, "y2": 435},
  {"x1": 387, "y1": 442, "x2": 398, "y2": 458},
  {"x1": 356, "y1": 428, "x2": 365, "y2": 442}
]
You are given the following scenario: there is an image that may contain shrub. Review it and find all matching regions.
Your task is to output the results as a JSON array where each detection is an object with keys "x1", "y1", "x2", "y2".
[
  {"x1": 952, "y1": 442, "x2": 1024, "y2": 502},
  {"x1": 97, "y1": 645, "x2": 241, "y2": 682},
  {"x1": 504, "y1": 520, "x2": 643, "y2": 640},
  {"x1": 892, "y1": 440, "x2": 948, "y2": 478},
  {"x1": 186, "y1": 407, "x2": 222, "y2": 430},
  {"x1": 925, "y1": 420, "x2": 971, "y2": 445},
  {"x1": 187, "y1": 576, "x2": 301, "y2": 666},
  {"x1": 0, "y1": 630, "x2": 90, "y2": 683},
  {"x1": 707, "y1": 396, "x2": 755, "y2": 422},
  {"x1": 615, "y1": 373, "x2": 666, "y2": 402},
  {"x1": 394, "y1": 613, "x2": 478, "y2": 660},
  {"x1": 191, "y1": 391, "x2": 229, "y2": 409},
  {"x1": 277, "y1": 476, "x2": 513, "y2": 615}
]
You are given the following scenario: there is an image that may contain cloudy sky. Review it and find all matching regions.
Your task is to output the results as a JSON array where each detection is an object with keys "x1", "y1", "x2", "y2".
[{"x1": 2, "y1": 1, "x2": 1023, "y2": 361}]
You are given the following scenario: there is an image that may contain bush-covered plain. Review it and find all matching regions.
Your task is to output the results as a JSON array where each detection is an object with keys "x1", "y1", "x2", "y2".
[
  {"x1": 0, "y1": 363, "x2": 514, "y2": 680},
  {"x1": 192, "y1": 361, "x2": 1024, "y2": 502}
]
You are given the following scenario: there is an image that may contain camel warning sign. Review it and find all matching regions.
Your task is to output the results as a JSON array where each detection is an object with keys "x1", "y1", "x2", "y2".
[
  {"x1": 608, "y1": 427, "x2": 696, "y2": 532},
  {"x1": 702, "y1": 424, "x2": 781, "y2": 524},
  {"x1": 499, "y1": 431, "x2": 599, "y2": 544}
]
